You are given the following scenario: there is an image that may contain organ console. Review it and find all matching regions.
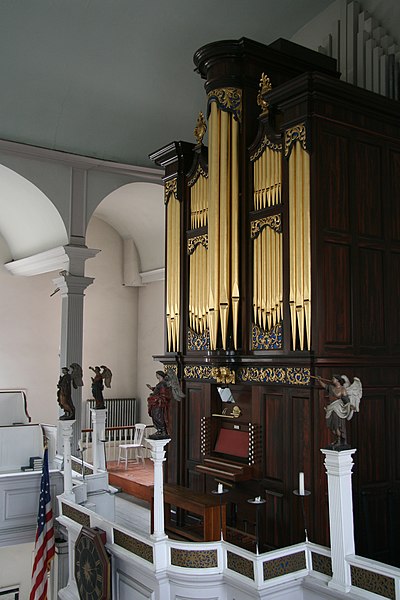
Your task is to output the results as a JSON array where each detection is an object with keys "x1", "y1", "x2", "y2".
[{"x1": 151, "y1": 36, "x2": 400, "y2": 563}]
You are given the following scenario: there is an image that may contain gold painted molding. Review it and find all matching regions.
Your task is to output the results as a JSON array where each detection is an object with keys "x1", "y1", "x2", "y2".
[{"x1": 284, "y1": 123, "x2": 307, "y2": 157}]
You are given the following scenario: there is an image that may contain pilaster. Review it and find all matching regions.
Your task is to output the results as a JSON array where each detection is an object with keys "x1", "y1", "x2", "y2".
[
  {"x1": 321, "y1": 448, "x2": 356, "y2": 593},
  {"x1": 147, "y1": 437, "x2": 170, "y2": 541},
  {"x1": 90, "y1": 408, "x2": 107, "y2": 473}
]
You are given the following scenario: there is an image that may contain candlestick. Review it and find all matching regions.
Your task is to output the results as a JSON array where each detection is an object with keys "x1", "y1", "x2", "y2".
[
  {"x1": 299, "y1": 472, "x2": 305, "y2": 496},
  {"x1": 217, "y1": 482, "x2": 223, "y2": 494}
]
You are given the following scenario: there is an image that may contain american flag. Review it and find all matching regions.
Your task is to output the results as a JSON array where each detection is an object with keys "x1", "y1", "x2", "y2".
[{"x1": 30, "y1": 447, "x2": 55, "y2": 600}]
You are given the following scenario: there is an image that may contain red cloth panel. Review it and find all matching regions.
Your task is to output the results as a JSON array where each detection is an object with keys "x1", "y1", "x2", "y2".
[{"x1": 214, "y1": 428, "x2": 249, "y2": 458}]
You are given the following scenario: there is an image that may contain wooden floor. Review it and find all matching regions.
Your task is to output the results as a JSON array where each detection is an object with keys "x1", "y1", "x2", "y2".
[{"x1": 107, "y1": 458, "x2": 154, "y2": 502}]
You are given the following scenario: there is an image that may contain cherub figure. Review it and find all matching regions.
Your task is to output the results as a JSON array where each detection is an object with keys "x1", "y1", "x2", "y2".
[
  {"x1": 146, "y1": 370, "x2": 185, "y2": 439},
  {"x1": 316, "y1": 374, "x2": 362, "y2": 447}
]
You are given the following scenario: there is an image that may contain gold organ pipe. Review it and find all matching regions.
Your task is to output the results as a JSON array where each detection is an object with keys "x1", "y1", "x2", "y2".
[
  {"x1": 253, "y1": 235, "x2": 258, "y2": 324},
  {"x1": 288, "y1": 136, "x2": 311, "y2": 351},
  {"x1": 219, "y1": 109, "x2": 230, "y2": 350},
  {"x1": 231, "y1": 116, "x2": 240, "y2": 350},
  {"x1": 294, "y1": 144, "x2": 304, "y2": 351},
  {"x1": 166, "y1": 196, "x2": 172, "y2": 351},
  {"x1": 302, "y1": 149, "x2": 311, "y2": 350},
  {"x1": 289, "y1": 148, "x2": 297, "y2": 350},
  {"x1": 271, "y1": 227, "x2": 276, "y2": 327},
  {"x1": 262, "y1": 228, "x2": 268, "y2": 330},
  {"x1": 208, "y1": 102, "x2": 220, "y2": 350}
]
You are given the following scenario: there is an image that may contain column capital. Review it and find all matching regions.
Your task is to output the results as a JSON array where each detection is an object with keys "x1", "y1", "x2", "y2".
[
  {"x1": 321, "y1": 448, "x2": 357, "y2": 475},
  {"x1": 53, "y1": 274, "x2": 94, "y2": 296},
  {"x1": 63, "y1": 245, "x2": 100, "y2": 276}
]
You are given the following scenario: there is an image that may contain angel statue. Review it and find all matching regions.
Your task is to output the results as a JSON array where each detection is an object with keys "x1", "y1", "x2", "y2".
[
  {"x1": 316, "y1": 374, "x2": 362, "y2": 448},
  {"x1": 57, "y1": 363, "x2": 83, "y2": 420},
  {"x1": 101, "y1": 365, "x2": 112, "y2": 388},
  {"x1": 146, "y1": 370, "x2": 185, "y2": 440}
]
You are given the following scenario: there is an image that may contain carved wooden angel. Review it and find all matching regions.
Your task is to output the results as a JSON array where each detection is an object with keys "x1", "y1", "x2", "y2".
[
  {"x1": 316, "y1": 374, "x2": 362, "y2": 447},
  {"x1": 100, "y1": 365, "x2": 112, "y2": 388}
]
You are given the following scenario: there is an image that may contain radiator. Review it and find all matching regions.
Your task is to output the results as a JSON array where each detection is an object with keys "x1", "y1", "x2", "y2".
[{"x1": 86, "y1": 398, "x2": 137, "y2": 431}]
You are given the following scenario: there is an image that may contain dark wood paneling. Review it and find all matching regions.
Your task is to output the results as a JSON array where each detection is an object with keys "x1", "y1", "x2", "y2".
[
  {"x1": 319, "y1": 131, "x2": 350, "y2": 232},
  {"x1": 358, "y1": 248, "x2": 385, "y2": 348},
  {"x1": 264, "y1": 391, "x2": 285, "y2": 482},
  {"x1": 389, "y1": 252, "x2": 400, "y2": 353},
  {"x1": 186, "y1": 383, "x2": 209, "y2": 463},
  {"x1": 389, "y1": 150, "x2": 400, "y2": 242},
  {"x1": 354, "y1": 141, "x2": 383, "y2": 239},
  {"x1": 323, "y1": 242, "x2": 352, "y2": 347},
  {"x1": 356, "y1": 392, "x2": 387, "y2": 483}
]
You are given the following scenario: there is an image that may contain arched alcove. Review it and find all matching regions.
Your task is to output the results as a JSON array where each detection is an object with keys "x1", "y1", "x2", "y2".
[{"x1": 0, "y1": 163, "x2": 67, "y2": 260}]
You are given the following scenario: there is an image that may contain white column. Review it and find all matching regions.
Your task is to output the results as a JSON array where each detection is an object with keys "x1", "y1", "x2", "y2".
[
  {"x1": 60, "y1": 420, "x2": 75, "y2": 501},
  {"x1": 321, "y1": 448, "x2": 356, "y2": 593},
  {"x1": 91, "y1": 408, "x2": 107, "y2": 473},
  {"x1": 54, "y1": 260, "x2": 97, "y2": 456},
  {"x1": 148, "y1": 437, "x2": 170, "y2": 541}
]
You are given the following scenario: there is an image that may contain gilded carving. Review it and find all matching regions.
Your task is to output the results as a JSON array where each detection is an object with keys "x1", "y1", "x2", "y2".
[
  {"x1": 211, "y1": 366, "x2": 236, "y2": 384},
  {"x1": 194, "y1": 111, "x2": 207, "y2": 145},
  {"x1": 187, "y1": 327, "x2": 210, "y2": 351},
  {"x1": 113, "y1": 529, "x2": 154, "y2": 563},
  {"x1": 184, "y1": 365, "x2": 213, "y2": 380},
  {"x1": 208, "y1": 87, "x2": 242, "y2": 122},
  {"x1": 187, "y1": 234, "x2": 208, "y2": 255},
  {"x1": 251, "y1": 215, "x2": 282, "y2": 238},
  {"x1": 284, "y1": 123, "x2": 307, "y2": 157},
  {"x1": 187, "y1": 163, "x2": 208, "y2": 187},
  {"x1": 252, "y1": 322, "x2": 283, "y2": 350},
  {"x1": 165, "y1": 364, "x2": 178, "y2": 375},
  {"x1": 257, "y1": 72, "x2": 272, "y2": 115},
  {"x1": 164, "y1": 178, "x2": 178, "y2": 204},
  {"x1": 236, "y1": 366, "x2": 310, "y2": 386},
  {"x1": 250, "y1": 135, "x2": 282, "y2": 162}
]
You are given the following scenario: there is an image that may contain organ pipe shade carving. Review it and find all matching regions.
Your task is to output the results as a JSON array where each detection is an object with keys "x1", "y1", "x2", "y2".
[
  {"x1": 287, "y1": 127, "x2": 311, "y2": 351},
  {"x1": 165, "y1": 183, "x2": 181, "y2": 352},
  {"x1": 207, "y1": 95, "x2": 240, "y2": 350},
  {"x1": 253, "y1": 145, "x2": 282, "y2": 209}
]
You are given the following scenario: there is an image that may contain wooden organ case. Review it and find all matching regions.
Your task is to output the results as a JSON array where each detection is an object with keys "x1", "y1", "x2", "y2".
[{"x1": 150, "y1": 38, "x2": 400, "y2": 564}]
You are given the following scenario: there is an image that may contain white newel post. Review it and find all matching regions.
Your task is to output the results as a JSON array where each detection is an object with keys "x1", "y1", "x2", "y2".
[
  {"x1": 321, "y1": 448, "x2": 356, "y2": 593},
  {"x1": 148, "y1": 438, "x2": 170, "y2": 541},
  {"x1": 91, "y1": 408, "x2": 107, "y2": 473},
  {"x1": 60, "y1": 420, "x2": 75, "y2": 500}
]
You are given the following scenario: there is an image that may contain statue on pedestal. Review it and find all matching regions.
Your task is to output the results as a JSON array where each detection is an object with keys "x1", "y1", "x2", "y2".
[
  {"x1": 57, "y1": 363, "x2": 83, "y2": 420},
  {"x1": 146, "y1": 370, "x2": 184, "y2": 439},
  {"x1": 316, "y1": 374, "x2": 362, "y2": 448},
  {"x1": 89, "y1": 365, "x2": 112, "y2": 409}
]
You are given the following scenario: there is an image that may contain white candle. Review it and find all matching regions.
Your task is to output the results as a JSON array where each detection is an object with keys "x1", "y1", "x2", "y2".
[
  {"x1": 217, "y1": 483, "x2": 223, "y2": 493},
  {"x1": 299, "y1": 472, "x2": 305, "y2": 496}
]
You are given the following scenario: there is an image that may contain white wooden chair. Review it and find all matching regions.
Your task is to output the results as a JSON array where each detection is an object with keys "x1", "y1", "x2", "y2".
[{"x1": 117, "y1": 423, "x2": 146, "y2": 469}]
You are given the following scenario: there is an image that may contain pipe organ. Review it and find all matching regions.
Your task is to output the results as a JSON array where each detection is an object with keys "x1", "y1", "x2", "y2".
[{"x1": 150, "y1": 37, "x2": 400, "y2": 565}]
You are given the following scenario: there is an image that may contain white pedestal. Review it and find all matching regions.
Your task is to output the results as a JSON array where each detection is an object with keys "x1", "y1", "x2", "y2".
[
  {"x1": 147, "y1": 437, "x2": 170, "y2": 541},
  {"x1": 90, "y1": 408, "x2": 107, "y2": 473},
  {"x1": 59, "y1": 420, "x2": 76, "y2": 500},
  {"x1": 321, "y1": 448, "x2": 356, "y2": 593}
]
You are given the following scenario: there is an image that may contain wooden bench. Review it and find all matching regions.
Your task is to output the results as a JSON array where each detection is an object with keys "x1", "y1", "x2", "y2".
[{"x1": 155, "y1": 483, "x2": 227, "y2": 542}]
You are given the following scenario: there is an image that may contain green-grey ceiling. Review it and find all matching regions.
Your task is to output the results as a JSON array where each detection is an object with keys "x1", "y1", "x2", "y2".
[{"x1": 0, "y1": 0, "x2": 338, "y2": 168}]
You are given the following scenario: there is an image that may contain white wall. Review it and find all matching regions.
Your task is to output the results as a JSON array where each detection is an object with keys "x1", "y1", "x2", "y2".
[
  {"x1": 0, "y1": 234, "x2": 61, "y2": 425},
  {"x1": 0, "y1": 543, "x2": 33, "y2": 598},
  {"x1": 0, "y1": 216, "x2": 165, "y2": 429},
  {"x1": 136, "y1": 279, "x2": 165, "y2": 425},
  {"x1": 84, "y1": 216, "x2": 139, "y2": 424}
]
